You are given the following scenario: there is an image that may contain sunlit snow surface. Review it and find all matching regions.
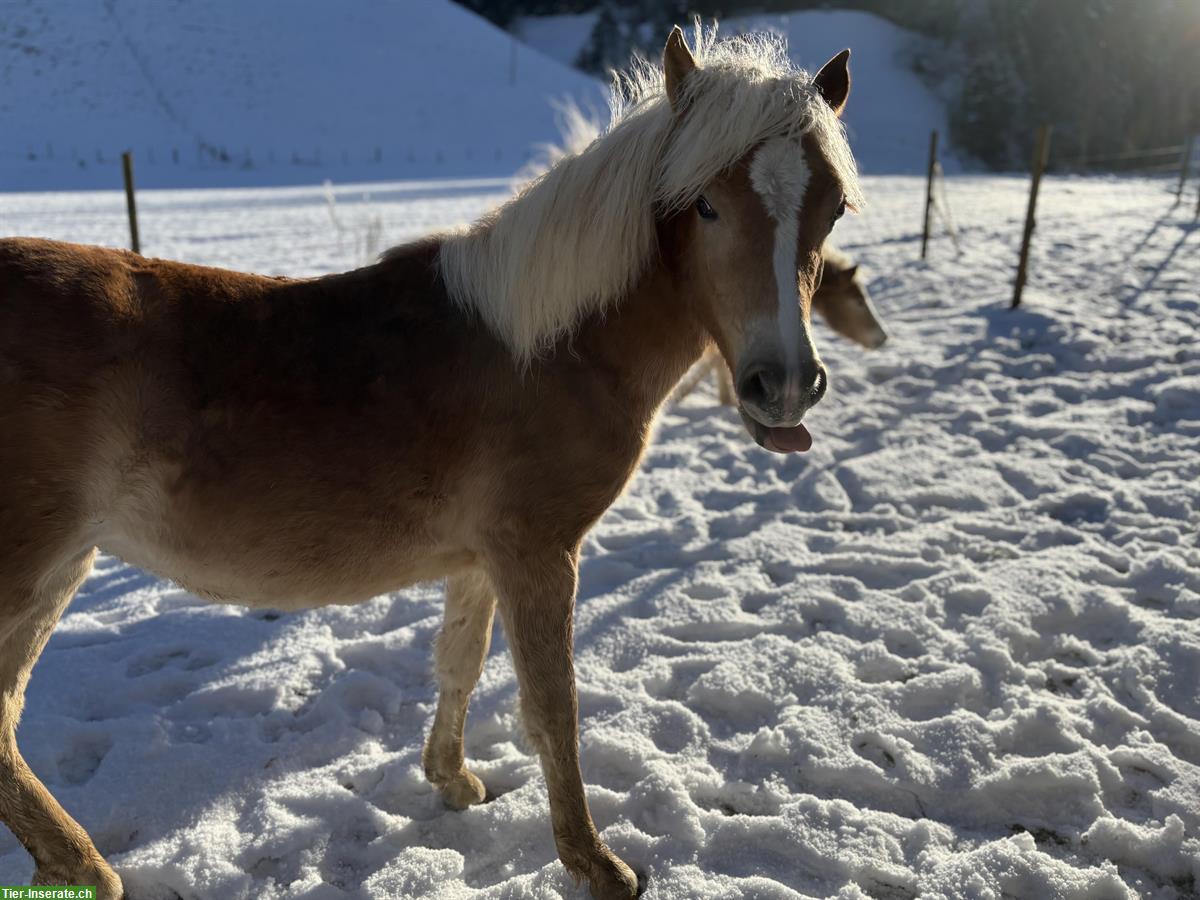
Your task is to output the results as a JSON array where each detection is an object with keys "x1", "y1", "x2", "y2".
[{"x1": 1, "y1": 175, "x2": 1198, "y2": 898}]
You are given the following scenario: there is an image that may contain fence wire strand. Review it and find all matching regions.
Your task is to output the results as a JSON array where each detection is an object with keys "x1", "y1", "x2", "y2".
[{"x1": 915, "y1": 130, "x2": 1199, "y2": 307}]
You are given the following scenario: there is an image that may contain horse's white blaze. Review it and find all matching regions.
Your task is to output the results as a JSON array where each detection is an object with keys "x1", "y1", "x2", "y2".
[
  {"x1": 771, "y1": 207, "x2": 802, "y2": 377},
  {"x1": 749, "y1": 137, "x2": 816, "y2": 395}
]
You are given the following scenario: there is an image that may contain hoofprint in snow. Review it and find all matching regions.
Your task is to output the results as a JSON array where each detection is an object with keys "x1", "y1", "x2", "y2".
[{"x1": 1, "y1": 175, "x2": 1197, "y2": 898}]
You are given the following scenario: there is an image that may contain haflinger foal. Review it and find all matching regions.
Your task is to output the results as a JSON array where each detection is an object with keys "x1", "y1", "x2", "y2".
[
  {"x1": 811, "y1": 245, "x2": 888, "y2": 351},
  {"x1": 0, "y1": 24, "x2": 861, "y2": 899}
]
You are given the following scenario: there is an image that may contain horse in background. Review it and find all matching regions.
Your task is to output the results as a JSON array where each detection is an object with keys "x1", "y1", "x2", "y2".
[
  {"x1": 813, "y1": 245, "x2": 888, "y2": 351},
  {"x1": 0, "y1": 24, "x2": 861, "y2": 899}
]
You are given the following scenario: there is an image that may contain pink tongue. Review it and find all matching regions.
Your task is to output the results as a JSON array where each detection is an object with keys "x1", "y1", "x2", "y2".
[{"x1": 764, "y1": 423, "x2": 813, "y2": 454}]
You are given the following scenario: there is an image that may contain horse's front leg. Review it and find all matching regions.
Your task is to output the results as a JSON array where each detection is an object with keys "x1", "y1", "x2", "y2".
[
  {"x1": 424, "y1": 569, "x2": 495, "y2": 809},
  {"x1": 490, "y1": 551, "x2": 638, "y2": 900}
]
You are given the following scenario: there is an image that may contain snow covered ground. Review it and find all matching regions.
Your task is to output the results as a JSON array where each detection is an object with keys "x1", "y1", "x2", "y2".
[
  {"x1": 4, "y1": 2, "x2": 949, "y2": 192},
  {"x1": 1, "y1": 173, "x2": 1198, "y2": 898},
  {"x1": 0, "y1": 0, "x2": 601, "y2": 191}
]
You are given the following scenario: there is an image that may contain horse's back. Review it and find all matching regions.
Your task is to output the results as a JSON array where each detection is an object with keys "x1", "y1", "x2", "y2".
[
  {"x1": 0, "y1": 238, "x2": 133, "y2": 382},
  {"x1": 0, "y1": 238, "x2": 308, "y2": 578}
]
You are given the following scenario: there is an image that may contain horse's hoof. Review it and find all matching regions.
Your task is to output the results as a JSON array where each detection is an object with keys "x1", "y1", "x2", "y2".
[
  {"x1": 587, "y1": 852, "x2": 640, "y2": 899},
  {"x1": 440, "y1": 768, "x2": 487, "y2": 810},
  {"x1": 34, "y1": 862, "x2": 124, "y2": 900}
]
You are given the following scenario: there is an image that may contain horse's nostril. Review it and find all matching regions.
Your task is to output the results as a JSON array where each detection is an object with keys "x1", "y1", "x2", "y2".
[
  {"x1": 810, "y1": 364, "x2": 829, "y2": 403},
  {"x1": 737, "y1": 363, "x2": 783, "y2": 410}
]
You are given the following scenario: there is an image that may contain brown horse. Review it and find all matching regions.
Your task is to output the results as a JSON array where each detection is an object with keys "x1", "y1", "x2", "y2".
[
  {"x1": 813, "y1": 245, "x2": 888, "y2": 351},
  {"x1": 0, "y1": 25, "x2": 860, "y2": 899},
  {"x1": 679, "y1": 243, "x2": 888, "y2": 404}
]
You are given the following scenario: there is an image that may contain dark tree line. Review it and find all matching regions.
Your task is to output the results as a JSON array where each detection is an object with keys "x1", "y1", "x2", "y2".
[
  {"x1": 455, "y1": 0, "x2": 1200, "y2": 171},
  {"x1": 949, "y1": 0, "x2": 1199, "y2": 170},
  {"x1": 454, "y1": 0, "x2": 591, "y2": 27}
]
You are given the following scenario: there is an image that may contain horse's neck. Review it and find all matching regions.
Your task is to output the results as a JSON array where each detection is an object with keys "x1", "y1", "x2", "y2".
[{"x1": 569, "y1": 259, "x2": 710, "y2": 421}]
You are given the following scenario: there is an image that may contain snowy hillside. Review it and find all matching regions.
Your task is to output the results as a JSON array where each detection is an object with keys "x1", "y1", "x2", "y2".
[
  {"x1": 516, "y1": 10, "x2": 956, "y2": 174},
  {"x1": 0, "y1": 0, "x2": 602, "y2": 191},
  {"x1": 1, "y1": 173, "x2": 1197, "y2": 897}
]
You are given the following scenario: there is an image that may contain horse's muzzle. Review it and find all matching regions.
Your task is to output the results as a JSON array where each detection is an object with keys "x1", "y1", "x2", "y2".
[{"x1": 735, "y1": 358, "x2": 828, "y2": 428}]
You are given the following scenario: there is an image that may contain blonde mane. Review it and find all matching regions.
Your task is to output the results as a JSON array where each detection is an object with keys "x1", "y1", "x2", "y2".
[{"x1": 437, "y1": 22, "x2": 863, "y2": 366}]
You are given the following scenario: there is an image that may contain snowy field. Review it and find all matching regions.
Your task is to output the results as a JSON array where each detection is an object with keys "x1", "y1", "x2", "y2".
[
  {"x1": 1, "y1": 174, "x2": 1198, "y2": 899},
  {"x1": 5, "y1": 2, "x2": 949, "y2": 193}
]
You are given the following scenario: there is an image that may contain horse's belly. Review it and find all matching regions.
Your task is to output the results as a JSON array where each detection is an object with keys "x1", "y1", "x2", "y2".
[
  {"x1": 99, "y1": 491, "x2": 475, "y2": 610},
  {"x1": 86, "y1": 388, "x2": 482, "y2": 609}
]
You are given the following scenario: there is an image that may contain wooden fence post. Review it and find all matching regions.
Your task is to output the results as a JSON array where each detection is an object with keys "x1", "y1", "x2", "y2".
[
  {"x1": 1012, "y1": 125, "x2": 1052, "y2": 309},
  {"x1": 121, "y1": 151, "x2": 140, "y2": 255},
  {"x1": 1176, "y1": 134, "x2": 1195, "y2": 205},
  {"x1": 921, "y1": 130, "x2": 939, "y2": 260}
]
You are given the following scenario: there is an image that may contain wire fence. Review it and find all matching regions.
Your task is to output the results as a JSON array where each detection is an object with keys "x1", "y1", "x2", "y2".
[
  {"x1": 0, "y1": 142, "x2": 536, "y2": 175},
  {"x1": 920, "y1": 129, "x2": 1200, "y2": 308},
  {"x1": 7, "y1": 125, "x2": 1190, "y2": 326}
]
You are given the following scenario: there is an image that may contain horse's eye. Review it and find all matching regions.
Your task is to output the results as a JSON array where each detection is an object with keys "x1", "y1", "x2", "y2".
[
  {"x1": 833, "y1": 199, "x2": 847, "y2": 221},
  {"x1": 696, "y1": 195, "x2": 718, "y2": 220}
]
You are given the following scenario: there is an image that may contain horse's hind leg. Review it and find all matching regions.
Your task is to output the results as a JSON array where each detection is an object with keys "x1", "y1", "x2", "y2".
[
  {"x1": 0, "y1": 548, "x2": 123, "y2": 899},
  {"x1": 423, "y1": 569, "x2": 496, "y2": 809}
]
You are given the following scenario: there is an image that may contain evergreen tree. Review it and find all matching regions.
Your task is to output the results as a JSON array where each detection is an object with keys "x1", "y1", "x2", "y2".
[
  {"x1": 575, "y1": 0, "x2": 694, "y2": 75},
  {"x1": 576, "y1": 2, "x2": 632, "y2": 73},
  {"x1": 454, "y1": 0, "x2": 1200, "y2": 171},
  {"x1": 950, "y1": 0, "x2": 1199, "y2": 170}
]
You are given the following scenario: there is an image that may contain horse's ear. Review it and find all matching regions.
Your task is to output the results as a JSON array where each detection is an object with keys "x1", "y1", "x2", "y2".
[
  {"x1": 814, "y1": 49, "x2": 851, "y2": 116},
  {"x1": 663, "y1": 26, "x2": 697, "y2": 112}
]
